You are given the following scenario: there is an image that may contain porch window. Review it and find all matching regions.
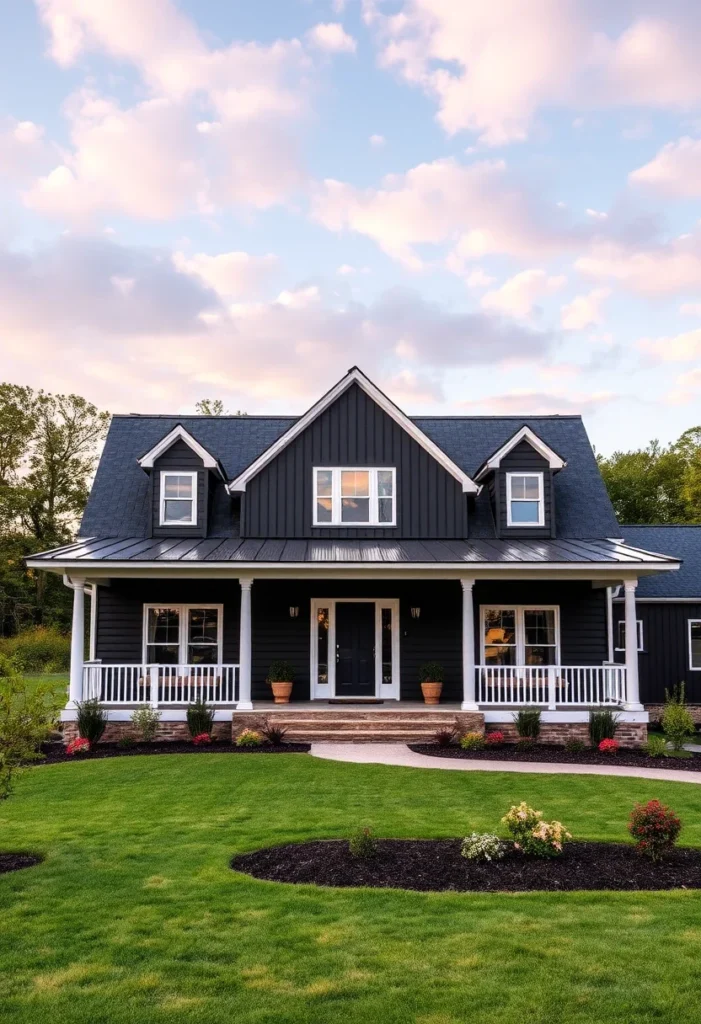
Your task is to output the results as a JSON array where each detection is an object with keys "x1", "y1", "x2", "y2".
[
  {"x1": 689, "y1": 620, "x2": 701, "y2": 670},
  {"x1": 144, "y1": 604, "x2": 222, "y2": 664},
  {"x1": 313, "y1": 467, "x2": 396, "y2": 526},
  {"x1": 482, "y1": 606, "x2": 559, "y2": 665},
  {"x1": 317, "y1": 607, "x2": 329, "y2": 685},
  {"x1": 615, "y1": 619, "x2": 644, "y2": 653},
  {"x1": 160, "y1": 471, "x2": 197, "y2": 525},
  {"x1": 506, "y1": 473, "x2": 544, "y2": 527},
  {"x1": 381, "y1": 607, "x2": 393, "y2": 685}
]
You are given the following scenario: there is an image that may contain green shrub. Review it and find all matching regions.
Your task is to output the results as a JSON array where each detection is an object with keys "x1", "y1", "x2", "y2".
[
  {"x1": 117, "y1": 736, "x2": 137, "y2": 750},
  {"x1": 564, "y1": 738, "x2": 586, "y2": 753},
  {"x1": 235, "y1": 729, "x2": 263, "y2": 748},
  {"x1": 0, "y1": 675, "x2": 56, "y2": 799},
  {"x1": 662, "y1": 684, "x2": 695, "y2": 751},
  {"x1": 514, "y1": 708, "x2": 541, "y2": 740},
  {"x1": 76, "y1": 699, "x2": 107, "y2": 744},
  {"x1": 131, "y1": 705, "x2": 161, "y2": 743},
  {"x1": 348, "y1": 826, "x2": 376, "y2": 859},
  {"x1": 589, "y1": 708, "x2": 620, "y2": 746},
  {"x1": 267, "y1": 660, "x2": 295, "y2": 683},
  {"x1": 459, "y1": 731, "x2": 485, "y2": 751},
  {"x1": 418, "y1": 662, "x2": 444, "y2": 683},
  {"x1": 186, "y1": 698, "x2": 214, "y2": 738},
  {"x1": 645, "y1": 734, "x2": 668, "y2": 758},
  {"x1": 0, "y1": 626, "x2": 70, "y2": 673},
  {"x1": 515, "y1": 737, "x2": 536, "y2": 751},
  {"x1": 461, "y1": 833, "x2": 507, "y2": 862}
]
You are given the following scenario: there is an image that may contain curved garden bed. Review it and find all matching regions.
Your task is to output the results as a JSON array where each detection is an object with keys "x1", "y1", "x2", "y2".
[
  {"x1": 409, "y1": 743, "x2": 701, "y2": 771},
  {"x1": 39, "y1": 741, "x2": 310, "y2": 764},
  {"x1": 0, "y1": 853, "x2": 42, "y2": 875},
  {"x1": 231, "y1": 838, "x2": 701, "y2": 892}
]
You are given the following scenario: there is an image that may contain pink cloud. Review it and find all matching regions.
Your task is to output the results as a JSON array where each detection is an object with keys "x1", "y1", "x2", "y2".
[{"x1": 630, "y1": 136, "x2": 701, "y2": 198}]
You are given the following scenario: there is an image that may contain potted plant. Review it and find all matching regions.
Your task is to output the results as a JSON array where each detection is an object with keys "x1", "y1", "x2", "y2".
[
  {"x1": 418, "y1": 662, "x2": 444, "y2": 705},
  {"x1": 267, "y1": 660, "x2": 295, "y2": 704}
]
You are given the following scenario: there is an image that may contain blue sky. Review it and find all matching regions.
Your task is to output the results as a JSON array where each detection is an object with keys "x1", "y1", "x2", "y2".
[{"x1": 2, "y1": 0, "x2": 701, "y2": 453}]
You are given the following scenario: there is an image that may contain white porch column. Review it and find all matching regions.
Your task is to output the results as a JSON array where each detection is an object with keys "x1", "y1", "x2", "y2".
[
  {"x1": 461, "y1": 577, "x2": 479, "y2": 711},
  {"x1": 623, "y1": 578, "x2": 643, "y2": 710},
  {"x1": 64, "y1": 575, "x2": 86, "y2": 708},
  {"x1": 237, "y1": 577, "x2": 254, "y2": 710}
]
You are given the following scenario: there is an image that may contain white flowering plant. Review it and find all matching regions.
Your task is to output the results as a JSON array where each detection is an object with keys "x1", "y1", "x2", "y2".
[
  {"x1": 502, "y1": 801, "x2": 572, "y2": 858},
  {"x1": 461, "y1": 833, "x2": 508, "y2": 862}
]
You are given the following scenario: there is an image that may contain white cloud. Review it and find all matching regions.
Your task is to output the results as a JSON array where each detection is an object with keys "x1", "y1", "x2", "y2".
[
  {"x1": 481, "y1": 269, "x2": 565, "y2": 319},
  {"x1": 0, "y1": 118, "x2": 55, "y2": 181},
  {"x1": 560, "y1": 287, "x2": 611, "y2": 330},
  {"x1": 365, "y1": 2, "x2": 701, "y2": 143},
  {"x1": 680, "y1": 302, "x2": 701, "y2": 316},
  {"x1": 173, "y1": 250, "x2": 279, "y2": 299},
  {"x1": 336, "y1": 264, "x2": 370, "y2": 275},
  {"x1": 575, "y1": 233, "x2": 701, "y2": 295},
  {"x1": 461, "y1": 389, "x2": 616, "y2": 415},
  {"x1": 666, "y1": 367, "x2": 701, "y2": 404},
  {"x1": 639, "y1": 327, "x2": 701, "y2": 363},
  {"x1": 463, "y1": 267, "x2": 495, "y2": 289},
  {"x1": 369, "y1": 133, "x2": 386, "y2": 147},
  {"x1": 307, "y1": 23, "x2": 357, "y2": 53},
  {"x1": 630, "y1": 136, "x2": 701, "y2": 198}
]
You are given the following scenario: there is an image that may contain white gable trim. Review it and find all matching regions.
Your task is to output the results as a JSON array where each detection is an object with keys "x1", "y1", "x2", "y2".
[
  {"x1": 227, "y1": 367, "x2": 480, "y2": 494},
  {"x1": 475, "y1": 425, "x2": 566, "y2": 480},
  {"x1": 138, "y1": 424, "x2": 223, "y2": 475}
]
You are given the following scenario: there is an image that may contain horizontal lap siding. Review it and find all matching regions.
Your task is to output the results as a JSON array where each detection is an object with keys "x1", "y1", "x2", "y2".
[
  {"x1": 244, "y1": 383, "x2": 467, "y2": 539},
  {"x1": 613, "y1": 601, "x2": 701, "y2": 703}
]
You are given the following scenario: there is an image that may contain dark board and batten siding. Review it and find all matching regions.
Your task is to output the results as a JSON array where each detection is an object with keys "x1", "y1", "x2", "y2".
[
  {"x1": 494, "y1": 440, "x2": 555, "y2": 539},
  {"x1": 613, "y1": 601, "x2": 701, "y2": 704},
  {"x1": 151, "y1": 439, "x2": 208, "y2": 539},
  {"x1": 243, "y1": 383, "x2": 468, "y2": 539}
]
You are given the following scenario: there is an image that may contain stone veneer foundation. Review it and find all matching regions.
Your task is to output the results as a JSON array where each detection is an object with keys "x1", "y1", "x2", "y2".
[
  {"x1": 487, "y1": 722, "x2": 647, "y2": 748},
  {"x1": 62, "y1": 721, "x2": 231, "y2": 744}
]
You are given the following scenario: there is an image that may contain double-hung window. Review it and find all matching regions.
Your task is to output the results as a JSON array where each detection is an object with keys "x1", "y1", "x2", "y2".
[
  {"x1": 506, "y1": 472, "x2": 544, "y2": 527},
  {"x1": 615, "y1": 620, "x2": 644, "y2": 652},
  {"x1": 689, "y1": 620, "x2": 701, "y2": 670},
  {"x1": 313, "y1": 468, "x2": 396, "y2": 526},
  {"x1": 144, "y1": 605, "x2": 222, "y2": 665},
  {"x1": 160, "y1": 471, "x2": 197, "y2": 526},
  {"x1": 482, "y1": 606, "x2": 559, "y2": 665}
]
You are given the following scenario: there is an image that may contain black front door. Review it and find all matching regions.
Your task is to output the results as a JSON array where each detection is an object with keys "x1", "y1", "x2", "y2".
[{"x1": 335, "y1": 602, "x2": 376, "y2": 697}]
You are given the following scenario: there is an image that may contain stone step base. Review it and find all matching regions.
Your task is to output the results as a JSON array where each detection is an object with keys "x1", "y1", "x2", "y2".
[{"x1": 233, "y1": 709, "x2": 483, "y2": 743}]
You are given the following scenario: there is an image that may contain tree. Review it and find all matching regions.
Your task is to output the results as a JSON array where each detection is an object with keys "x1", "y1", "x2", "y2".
[
  {"x1": 0, "y1": 660, "x2": 57, "y2": 799},
  {"x1": 195, "y1": 399, "x2": 247, "y2": 415}
]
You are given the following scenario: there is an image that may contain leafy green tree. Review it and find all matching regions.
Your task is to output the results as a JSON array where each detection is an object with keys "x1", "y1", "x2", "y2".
[{"x1": 195, "y1": 398, "x2": 248, "y2": 415}]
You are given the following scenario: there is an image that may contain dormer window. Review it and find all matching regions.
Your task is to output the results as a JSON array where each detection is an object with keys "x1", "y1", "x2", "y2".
[
  {"x1": 506, "y1": 472, "x2": 544, "y2": 527},
  {"x1": 313, "y1": 467, "x2": 396, "y2": 526},
  {"x1": 160, "y1": 471, "x2": 197, "y2": 525}
]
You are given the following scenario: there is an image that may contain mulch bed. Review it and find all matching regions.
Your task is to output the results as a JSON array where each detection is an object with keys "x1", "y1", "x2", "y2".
[
  {"x1": 232, "y1": 838, "x2": 701, "y2": 892},
  {"x1": 37, "y1": 741, "x2": 310, "y2": 764},
  {"x1": 409, "y1": 743, "x2": 701, "y2": 771},
  {"x1": 0, "y1": 853, "x2": 42, "y2": 875}
]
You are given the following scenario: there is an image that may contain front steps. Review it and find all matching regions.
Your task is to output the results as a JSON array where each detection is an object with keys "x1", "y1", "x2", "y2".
[{"x1": 233, "y1": 708, "x2": 484, "y2": 743}]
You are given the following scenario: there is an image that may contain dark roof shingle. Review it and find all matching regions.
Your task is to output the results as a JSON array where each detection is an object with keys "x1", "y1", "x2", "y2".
[{"x1": 622, "y1": 526, "x2": 701, "y2": 598}]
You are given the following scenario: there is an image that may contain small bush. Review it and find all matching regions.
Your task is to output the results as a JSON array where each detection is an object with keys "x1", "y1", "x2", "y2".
[
  {"x1": 459, "y1": 731, "x2": 485, "y2": 751},
  {"x1": 461, "y1": 833, "x2": 508, "y2": 862},
  {"x1": 598, "y1": 738, "x2": 619, "y2": 754},
  {"x1": 236, "y1": 729, "x2": 263, "y2": 748},
  {"x1": 76, "y1": 699, "x2": 107, "y2": 744},
  {"x1": 348, "y1": 826, "x2": 376, "y2": 859},
  {"x1": 418, "y1": 662, "x2": 444, "y2": 683},
  {"x1": 514, "y1": 708, "x2": 541, "y2": 740},
  {"x1": 628, "y1": 800, "x2": 681, "y2": 861},
  {"x1": 662, "y1": 684, "x2": 695, "y2": 752},
  {"x1": 515, "y1": 737, "x2": 536, "y2": 751},
  {"x1": 645, "y1": 734, "x2": 668, "y2": 758},
  {"x1": 564, "y1": 738, "x2": 586, "y2": 753},
  {"x1": 589, "y1": 708, "x2": 620, "y2": 747},
  {"x1": 433, "y1": 726, "x2": 455, "y2": 748},
  {"x1": 131, "y1": 705, "x2": 161, "y2": 743},
  {"x1": 267, "y1": 660, "x2": 295, "y2": 683},
  {"x1": 192, "y1": 732, "x2": 212, "y2": 746},
  {"x1": 117, "y1": 736, "x2": 137, "y2": 750},
  {"x1": 186, "y1": 698, "x2": 214, "y2": 738},
  {"x1": 0, "y1": 675, "x2": 57, "y2": 797},
  {"x1": 485, "y1": 730, "x2": 505, "y2": 747},
  {"x1": 66, "y1": 737, "x2": 91, "y2": 756},
  {"x1": 502, "y1": 802, "x2": 572, "y2": 858},
  {"x1": 0, "y1": 626, "x2": 70, "y2": 673},
  {"x1": 257, "y1": 717, "x2": 288, "y2": 745}
]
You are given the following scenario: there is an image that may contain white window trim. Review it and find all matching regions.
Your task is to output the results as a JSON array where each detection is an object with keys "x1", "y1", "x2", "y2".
[
  {"x1": 689, "y1": 619, "x2": 701, "y2": 671},
  {"x1": 159, "y1": 470, "x2": 198, "y2": 526},
  {"x1": 142, "y1": 603, "x2": 223, "y2": 664},
  {"x1": 506, "y1": 472, "x2": 545, "y2": 528},
  {"x1": 480, "y1": 605, "x2": 560, "y2": 665},
  {"x1": 309, "y1": 597, "x2": 400, "y2": 698},
  {"x1": 615, "y1": 619, "x2": 644, "y2": 653},
  {"x1": 313, "y1": 467, "x2": 397, "y2": 527}
]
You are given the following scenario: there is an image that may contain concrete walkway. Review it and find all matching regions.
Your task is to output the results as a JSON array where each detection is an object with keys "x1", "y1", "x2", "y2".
[{"x1": 311, "y1": 742, "x2": 701, "y2": 785}]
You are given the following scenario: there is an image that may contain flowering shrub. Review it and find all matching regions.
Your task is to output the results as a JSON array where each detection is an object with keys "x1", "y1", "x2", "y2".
[
  {"x1": 628, "y1": 800, "x2": 682, "y2": 861},
  {"x1": 235, "y1": 729, "x2": 263, "y2": 748},
  {"x1": 192, "y1": 732, "x2": 212, "y2": 746},
  {"x1": 459, "y1": 731, "x2": 485, "y2": 751},
  {"x1": 66, "y1": 737, "x2": 91, "y2": 756},
  {"x1": 502, "y1": 801, "x2": 572, "y2": 858},
  {"x1": 461, "y1": 832, "x2": 508, "y2": 862},
  {"x1": 598, "y1": 738, "x2": 619, "y2": 754},
  {"x1": 485, "y1": 731, "x2": 505, "y2": 747}
]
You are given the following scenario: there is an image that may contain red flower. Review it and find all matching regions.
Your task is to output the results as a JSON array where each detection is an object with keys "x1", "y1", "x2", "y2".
[
  {"x1": 67, "y1": 737, "x2": 91, "y2": 755},
  {"x1": 628, "y1": 800, "x2": 681, "y2": 861},
  {"x1": 598, "y1": 738, "x2": 619, "y2": 754},
  {"x1": 192, "y1": 732, "x2": 212, "y2": 746},
  {"x1": 485, "y1": 731, "x2": 505, "y2": 746}
]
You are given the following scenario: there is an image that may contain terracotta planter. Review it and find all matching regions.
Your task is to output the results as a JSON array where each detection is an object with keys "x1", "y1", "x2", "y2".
[
  {"x1": 421, "y1": 681, "x2": 443, "y2": 705},
  {"x1": 270, "y1": 681, "x2": 293, "y2": 704}
]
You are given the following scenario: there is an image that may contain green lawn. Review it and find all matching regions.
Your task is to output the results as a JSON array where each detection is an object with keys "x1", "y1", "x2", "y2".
[
  {"x1": 2, "y1": 755, "x2": 701, "y2": 1023},
  {"x1": 21, "y1": 672, "x2": 68, "y2": 704}
]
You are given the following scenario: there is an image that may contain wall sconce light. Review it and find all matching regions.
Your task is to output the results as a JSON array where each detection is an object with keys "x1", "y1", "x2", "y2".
[
  {"x1": 410, "y1": 607, "x2": 421, "y2": 619},
  {"x1": 289, "y1": 606, "x2": 299, "y2": 618}
]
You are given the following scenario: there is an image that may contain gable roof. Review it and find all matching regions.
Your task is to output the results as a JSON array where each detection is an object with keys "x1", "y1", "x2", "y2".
[
  {"x1": 226, "y1": 367, "x2": 480, "y2": 494},
  {"x1": 137, "y1": 423, "x2": 225, "y2": 478},
  {"x1": 620, "y1": 526, "x2": 701, "y2": 598},
  {"x1": 474, "y1": 424, "x2": 566, "y2": 480}
]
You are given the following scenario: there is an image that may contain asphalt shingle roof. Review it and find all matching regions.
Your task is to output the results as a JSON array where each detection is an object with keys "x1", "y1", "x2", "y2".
[{"x1": 622, "y1": 526, "x2": 701, "y2": 598}]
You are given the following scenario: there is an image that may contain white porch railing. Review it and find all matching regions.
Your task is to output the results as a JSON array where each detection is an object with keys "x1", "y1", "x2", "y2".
[
  {"x1": 476, "y1": 665, "x2": 627, "y2": 708},
  {"x1": 82, "y1": 664, "x2": 239, "y2": 706}
]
